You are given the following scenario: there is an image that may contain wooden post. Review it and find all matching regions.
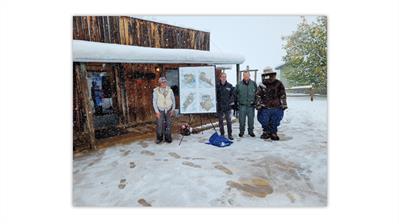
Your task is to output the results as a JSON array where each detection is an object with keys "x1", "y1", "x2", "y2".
[
  {"x1": 75, "y1": 63, "x2": 97, "y2": 150},
  {"x1": 118, "y1": 64, "x2": 130, "y2": 124},
  {"x1": 310, "y1": 85, "x2": 314, "y2": 101},
  {"x1": 113, "y1": 64, "x2": 128, "y2": 125}
]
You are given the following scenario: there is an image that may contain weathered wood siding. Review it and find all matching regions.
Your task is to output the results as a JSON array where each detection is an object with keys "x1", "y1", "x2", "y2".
[
  {"x1": 73, "y1": 62, "x2": 222, "y2": 150},
  {"x1": 73, "y1": 16, "x2": 210, "y2": 50},
  {"x1": 123, "y1": 64, "x2": 158, "y2": 124},
  {"x1": 122, "y1": 63, "x2": 203, "y2": 125},
  {"x1": 73, "y1": 16, "x2": 213, "y2": 150}
]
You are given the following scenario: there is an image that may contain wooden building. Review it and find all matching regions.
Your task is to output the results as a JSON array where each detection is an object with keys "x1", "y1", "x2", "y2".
[{"x1": 73, "y1": 16, "x2": 244, "y2": 150}]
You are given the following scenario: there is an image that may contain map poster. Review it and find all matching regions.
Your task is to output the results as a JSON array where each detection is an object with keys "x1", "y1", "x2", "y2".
[{"x1": 178, "y1": 66, "x2": 217, "y2": 114}]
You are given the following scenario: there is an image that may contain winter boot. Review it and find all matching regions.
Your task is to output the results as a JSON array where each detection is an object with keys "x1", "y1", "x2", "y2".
[
  {"x1": 165, "y1": 134, "x2": 172, "y2": 143},
  {"x1": 270, "y1": 133, "x2": 280, "y2": 141},
  {"x1": 260, "y1": 132, "x2": 271, "y2": 139},
  {"x1": 249, "y1": 132, "x2": 256, "y2": 137},
  {"x1": 156, "y1": 137, "x2": 163, "y2": 144},
  {"x1": 239, "y1": 132, "x2": 244, "y2": 137},
  {"x1": 228, "y1": 134, "x2": 234, "y2": 140}
]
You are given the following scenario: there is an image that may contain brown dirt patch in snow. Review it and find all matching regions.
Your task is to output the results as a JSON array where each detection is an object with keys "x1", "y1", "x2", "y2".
[
  {"x1": 227, "y1": 177, "x2": 273, "y2": 198},
  {"x1": 214, "y1": 165, "x2": 233, "y2": 175},
  {"x1": 138, "y1": 198, "x2": 152, "y2": 207}
]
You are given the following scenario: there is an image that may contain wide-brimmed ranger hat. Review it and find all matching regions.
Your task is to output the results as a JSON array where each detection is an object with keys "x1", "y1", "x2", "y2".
[{"x1": 262, "y1": 66, "x2": 277, "y2": 76}]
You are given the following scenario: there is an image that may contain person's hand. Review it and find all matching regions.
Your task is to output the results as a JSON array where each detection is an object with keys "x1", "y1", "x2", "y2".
[
  {"x1": 281, "y1": 105, "x2": 288, "y2": 111},
  {"x1": 168, "y1": 110, "x2": 174, "y2": 117},
  {"x1": 231, "y1": 103, "x2": 239, "y2": 111},
  {"x1": 155, "y1": 112, "x2": 161, "y2": 119}
]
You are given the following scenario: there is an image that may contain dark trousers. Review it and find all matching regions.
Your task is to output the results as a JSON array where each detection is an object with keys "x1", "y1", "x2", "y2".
[
  {"x1": 156, "y1": 110, "x2": 172, "y2": 140},
  {"x1": 239, "y1": 105, "x2": 255, "y2": 134},
  {"x1": 218, "y1": 110, "x2": 232, "y2": 136},
  {"x1": 257, "y1": 108, "x2": 284, "y2": 134}
]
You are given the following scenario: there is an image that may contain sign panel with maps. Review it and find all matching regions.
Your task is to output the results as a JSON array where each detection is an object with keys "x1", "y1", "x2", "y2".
[{"x1": 178, "y1": 66, "x2": 217, "y2": 114}]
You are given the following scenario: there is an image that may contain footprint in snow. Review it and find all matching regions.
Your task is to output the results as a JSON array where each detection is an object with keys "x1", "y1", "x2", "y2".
[
  {"x1": 168, "y1": 152, "x2": 181, "y2": 159},
  {"x1": 138, "y1": 198, "x2": 152, "y2": 207},
  {"x1": 214, "y1": 165, "x2": 233, "y2": 175},
  {"x1": 182, "y1": 161, "x2": 201, "y2": 168},
  {"x1": 141, "y1": 150, "x2": 155, "y2": 156},
  {"x1": 118, "y1": 179, "x2": 127, "y2": 189}
]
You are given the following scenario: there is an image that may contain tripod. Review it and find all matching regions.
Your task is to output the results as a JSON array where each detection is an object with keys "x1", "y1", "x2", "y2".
[{"x1": 178, "y1": 113, "x2": 218, "y2": 146}]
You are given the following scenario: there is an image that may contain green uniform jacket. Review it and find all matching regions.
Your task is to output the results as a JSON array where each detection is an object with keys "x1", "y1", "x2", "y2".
[{"x1": 235, "y1": 80, "x2": 257, "y2": 106}]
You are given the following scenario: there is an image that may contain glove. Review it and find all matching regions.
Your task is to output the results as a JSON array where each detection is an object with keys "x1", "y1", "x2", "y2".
[
  {"x1": 281, "y1": 105, "x2": 288, "y2": 111},
  {"x1": 232, "y1": 103, "x2": 239, "y2": 111},
  {"x1": 255, "y1": 103, "x2": 265, "y2": 110}
]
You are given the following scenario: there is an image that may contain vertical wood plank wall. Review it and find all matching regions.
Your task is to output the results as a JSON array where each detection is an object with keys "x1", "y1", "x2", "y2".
[
  {"x1": 73, "y1": 62, "x2": 222, "y2": 149},
  {"x1": 73, "y1": 16, "x2": 213, "y2": 149},
  {"x1": 73, "y1": 16, "x2": 210, "y2": 50}
]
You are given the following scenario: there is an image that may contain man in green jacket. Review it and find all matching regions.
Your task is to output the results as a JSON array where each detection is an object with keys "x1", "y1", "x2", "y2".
[{"x1": 235, "y1": 71, "x2": 257, "y2": 137}]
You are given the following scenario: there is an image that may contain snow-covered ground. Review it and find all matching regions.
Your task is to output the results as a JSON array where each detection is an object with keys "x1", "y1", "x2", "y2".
[{"x1": 73, "y1": 97, "x2": 327, "y2": 207}]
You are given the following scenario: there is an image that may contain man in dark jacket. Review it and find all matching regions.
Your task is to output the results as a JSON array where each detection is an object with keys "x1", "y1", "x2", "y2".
[
  {"x1": 235, "y1": 71, "x2": 257, "y2": 137},
  {"x1": 216, "y1": 73, "x2": 235, "y2": 140},
  {"x1": 256, "y1": 67, "x2": 288, "y2": 140}
]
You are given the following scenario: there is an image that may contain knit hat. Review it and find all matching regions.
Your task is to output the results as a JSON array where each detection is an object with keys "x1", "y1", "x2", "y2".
[
  {"x1": 158, "y1": 77, "x2": 168, "y2": 83},
  {"x1": 262, "y1": 66, "x2": 277, "y2": 76}
]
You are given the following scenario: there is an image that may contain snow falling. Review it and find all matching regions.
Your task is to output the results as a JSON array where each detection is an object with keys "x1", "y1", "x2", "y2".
[{"x1": 73, "y1": 97, "x2": 327, "y2": 207}]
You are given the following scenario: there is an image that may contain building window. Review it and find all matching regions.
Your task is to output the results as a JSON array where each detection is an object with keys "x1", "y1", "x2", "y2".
[
  {"x1": 165, "y1": 69, "x2": 179, "y2": 96},
  {"x1": 87, "y1": 72, "x2": 114, "y2": 115}
]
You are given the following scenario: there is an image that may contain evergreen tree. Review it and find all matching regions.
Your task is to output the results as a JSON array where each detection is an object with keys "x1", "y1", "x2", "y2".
[{"x1": 282, "y1": 16, "x2": 327, "y2": 94}]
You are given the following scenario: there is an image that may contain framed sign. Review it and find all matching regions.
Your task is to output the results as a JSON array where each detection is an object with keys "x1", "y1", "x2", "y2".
[{"x1": 178, "y1": 66, "x2": 217, "y2": 114}]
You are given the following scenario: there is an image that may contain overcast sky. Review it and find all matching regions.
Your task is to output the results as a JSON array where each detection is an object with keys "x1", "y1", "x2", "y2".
[{"x1": 145, "y1": 15, "x2": 318, "y2": 84}]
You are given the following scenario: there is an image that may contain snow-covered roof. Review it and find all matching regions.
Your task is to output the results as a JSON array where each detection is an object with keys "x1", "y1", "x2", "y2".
[
  {"x1": 275, "y1": 63, "x2": 287, "y2": 70},
  {"x1": 73, "y1": 40, "x2": 245, "y2": 65},
  {"x1": 216, "y1": 65, "x2": 233, "y2": 70}
]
